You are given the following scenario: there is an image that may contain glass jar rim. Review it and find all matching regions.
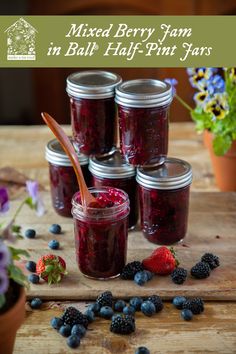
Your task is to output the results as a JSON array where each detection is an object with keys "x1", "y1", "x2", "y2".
[{"x1": 72, "y1": 187, "x2": 130, "y2": 220}]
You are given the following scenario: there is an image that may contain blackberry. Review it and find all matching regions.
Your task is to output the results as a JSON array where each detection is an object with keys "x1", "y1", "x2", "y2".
[
  {"x1": 120, "y1": 261, "x2": 144, "y2": 280},
  {"x1": 96, "y1": 291, "x2": 113, "y2": 308},
  {"x1": 201, "y1": 253, "x2": 220, "y2": 270},
  {"x1": 191, "y1": 262, "x2": 211, "y2": 279},
  {"x1": 147, "y1": 295, "x2": 163, "y2": 312},
  {"x1": 182, "y1": 298, "x2": 204, "y2": 314},
  {"x1": 171, "y1": 268, "x2": 187, "y2": 284},
  {"x1": 110, "y1": 314, "x2": 135, "y2": 335},
  {"x1": 61, "y1": 306, "x2": 89, "y2": 328}
]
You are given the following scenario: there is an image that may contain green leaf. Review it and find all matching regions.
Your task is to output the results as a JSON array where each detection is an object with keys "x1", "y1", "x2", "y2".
[
  {"x1": 25, "y1": 197, "x2": 35, "y2": 209},
  {"x1": 12, "y1": 224, "x2": 21, "y2": 233},
  {"x1": 8, "y1": 246, "x2": 30, "y2": 261},
  {"x1": 8, "y1": 264, "x2": 29, "y2": 288},
  {"x1": 213, "y1": 135, "x2": 232, "y2": 156},
  {"x1": 0, "y1": 294, "x2": 6, "y2": 308}
]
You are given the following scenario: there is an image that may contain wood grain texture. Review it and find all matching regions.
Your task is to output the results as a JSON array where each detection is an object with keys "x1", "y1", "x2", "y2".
[
  {"x1": 0, "y1": 123, "x2": 218, "y2": 192},
  {"x1": 9, "y1": 192, "x2": 235, "y2": 301},
  {"x1": 15, "y1": 302, "x2": 236, "y2": 354}
]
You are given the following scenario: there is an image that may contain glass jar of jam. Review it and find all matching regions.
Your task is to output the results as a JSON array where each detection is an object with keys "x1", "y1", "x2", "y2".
[
  {"x1": 72, "y1": 187, "x2": 130, "y2": 279},
  {"x1": 115, "y1": 79, "x2": 173, "y2": 166},
  {"x1": 45, "y1": 138, "x2": 91, "y2": 217},
  {"x1": 89, "y1": 149, "x2": 138, "y2": 230},
  {"x1": 66, "y1": 70, "x2": 122, "y2": 155},
  {"x1": 136, "y1": 158, "x2": 192, "y2": 245}
]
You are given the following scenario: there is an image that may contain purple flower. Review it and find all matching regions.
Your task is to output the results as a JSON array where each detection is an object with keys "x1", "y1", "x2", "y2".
[
  {"x1": 0, "y1": 187, "x2": 9, "y2": 214},
  {"x1": 164, "y1": 78, "x2": 178, "y2": 94},
  {"x1": 0, "y1": 242, "x2": 11, "y2": 267},
  {"x1": 0, "y1": 267, "x2": 9, "y2": 294},
  {"x1": 26, "y1": 180, "x2": 45, "y2": 217}
]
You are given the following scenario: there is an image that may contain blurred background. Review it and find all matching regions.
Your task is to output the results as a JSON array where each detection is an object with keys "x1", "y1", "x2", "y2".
[{"x1": 0, "y1": 0, "x2": 236, "y2": 125}]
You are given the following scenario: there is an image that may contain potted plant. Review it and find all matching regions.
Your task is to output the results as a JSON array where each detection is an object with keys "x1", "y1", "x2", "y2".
[
  {"x1": 167, "y1": 68, "x2": 236, "y2": 191},
  {"x1": 0, "y1": 181, "x2": 44, "y2": 354}
]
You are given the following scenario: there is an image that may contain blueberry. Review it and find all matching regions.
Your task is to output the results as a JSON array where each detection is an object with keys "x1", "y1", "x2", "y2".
[
  {"x1": 48, "y1": 239, "x2": 60, "y2": 250},
  {"x1": 67, "y1": 335, "x2": 80, "y2": 349},
  {"x1": 59, "y1": 324, "x2": 72, "y2": 337},
  {"x1": 181, "y1": 309, "x2": 193, "y2": 321},
  {"x1": 114, "y1": 300, "x2": 126, "y2": 312},
  {"x1": 99, "y1": 306, "x2": 114, "y2": 319},
  {"x1": 25, "y1": 261, "x2": 36, "y2": 272},
  {"x1": 141, "y1": 301, "x2": 156, "y2": 317},
  {"x1": 25, "y1": 229, "x2": 36, "y2": 239},
  {"x1": 172, "y1": 296, "x2": 187, "y2": 310},
  {"x1": 87, "y1": 302, "x2": 100, "y2": 314},
  {"x1": 85, "y1": 309, "x2": 95, "y2": 323},
  {"x1": 129, "y1": 297, "x2": 143, "y2": 311},
  {"x1": 30, "y1": 298, "x2": 42, "y2": 309},
  {"x1": 49, "y1": 224, "x2": 61, "y2": 234},
  {"x1": 134, "y1": 271, "x2": 148, "y2": 286},
  {"x1": 28, "y1": 274, "x2": 40, "y2": 284},
  {"x1": 144, "y1": 270, "x2": 154, "y2": 281},
  {"x1": 50, "y1": 317, "x2": 63, "y2": 330},
  {"x1": 123, "y1": 305, "x2": 135, "y2": 316},
  {"x1": 135, "y1": 347, "x2": 150, "y2": 354},
  {"x1": 71, "y1": 324, "x2": 86, "y2": 338},
  {"x1": 111, "y1": 314, "x2": 122, "y2": 321}
]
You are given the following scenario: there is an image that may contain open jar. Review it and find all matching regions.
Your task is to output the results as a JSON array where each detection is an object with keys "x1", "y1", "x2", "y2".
[
  {"x1": 45, "y1": 138, "x2": 91, "y2": 217},
  {"x1": 89, "y1": 150, "x2": 138, "y2": 230},
  {"x1": 66, "y1": 70, "x2": 122, "y2": 155},
  {"x1": 115, "y1": 79, "x2": 173, "y2": 166},
  {"x1": 72, "y1": 187, "x2": 130, "y2": 279},
  {"x1": 136, "y1": 158, "x2": 192, "y2": 245}
]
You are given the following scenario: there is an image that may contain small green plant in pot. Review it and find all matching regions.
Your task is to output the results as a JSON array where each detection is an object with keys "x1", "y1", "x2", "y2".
[
  {"x1": 166, "y1": 68, "x2": 236, "y2": 191},
  {"x1": 0, "y1": 181, "x2": 44, "y2": 354}
]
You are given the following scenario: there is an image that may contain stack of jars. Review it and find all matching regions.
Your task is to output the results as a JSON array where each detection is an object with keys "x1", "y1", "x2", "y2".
[{"x1": 45, "y1": 70, "x2": 192, "y2": 279}]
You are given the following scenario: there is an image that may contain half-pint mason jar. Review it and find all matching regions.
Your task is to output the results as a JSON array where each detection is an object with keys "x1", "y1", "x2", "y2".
[
  {"x1": 45, "y1": 138, "x2": 91, "y2": 217},
  {"x1": 89, "y1": 150, "x2": 138, "y2": 230},
  {"x1": 115, "y1": 79, "x2": 173, "y2": 166},
  {"x1": 67, "y1": 70, "x2": 122, "y2": 155},
  {"x1": 137, "y1": 158, "x2": 192, "y2": 245},
  {"x1": 72, "y1": 187, "x2": 130, "y2": 279}
]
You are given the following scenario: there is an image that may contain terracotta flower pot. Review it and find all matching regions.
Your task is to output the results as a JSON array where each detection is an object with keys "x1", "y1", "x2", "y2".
[
  {"x1": 0, "y1": 286, "x2": 25, "y2": 354},
  {"x1": 204, "y1": 130, "x2": 236, "y2": 191}
]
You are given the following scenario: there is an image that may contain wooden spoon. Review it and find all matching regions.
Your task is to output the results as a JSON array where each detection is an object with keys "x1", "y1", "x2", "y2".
[{"x1": 41, "y1": 112, "x2": 96, "y2": 207}]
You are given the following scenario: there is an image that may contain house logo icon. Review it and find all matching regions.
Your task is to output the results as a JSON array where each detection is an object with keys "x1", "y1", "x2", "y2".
[{"x1": 5, "y1": 17, "x2": 37, "y2": 60}]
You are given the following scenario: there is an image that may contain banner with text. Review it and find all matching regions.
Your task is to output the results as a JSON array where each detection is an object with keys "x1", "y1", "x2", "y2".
[{"x1": 0, "y1": 16, "x2": 234, "y2": 67}]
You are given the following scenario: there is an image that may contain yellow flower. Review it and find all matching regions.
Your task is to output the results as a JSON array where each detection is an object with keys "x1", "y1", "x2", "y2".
[{"x1": 204, "y1": 93, "x2": 229, "y2": 120}]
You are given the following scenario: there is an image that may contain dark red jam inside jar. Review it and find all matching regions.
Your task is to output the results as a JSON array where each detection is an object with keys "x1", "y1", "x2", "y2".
[
  {"x1": 46, "y1": 139, "x2": 91, "y2": 217},
  {"x1": 89, "y1": 150, "x2": 138, "y2": 230},
  {"x1": 67, "y1": 70, "x2": 122, "y2": 155},
  {"x1": 72, "y1": 187, "x2": 130, "y2": 279},
  {"x1": 115, "y1": 79, "x2": 173, "y2": 166},
  {"x1": 136, "y1": 158, "x2": 192, "y2": 245}
]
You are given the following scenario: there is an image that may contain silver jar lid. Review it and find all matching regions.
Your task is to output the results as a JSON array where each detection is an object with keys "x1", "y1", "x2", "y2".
[
  {"x1": 45, "y1": 138, "x2": 89, "y2": 167},
  {"x1": 115, "y1": 79, "x2": 173, "y2": 108},
  {"x1": 136, "y1": 157, "x2": 192, "y2": 190},
  {"x1": 89, "y1": 149, "x2": 136, "y2": 179},
  {"x1": 66, "y1": 70, "x2": 122, "y2": 99}
]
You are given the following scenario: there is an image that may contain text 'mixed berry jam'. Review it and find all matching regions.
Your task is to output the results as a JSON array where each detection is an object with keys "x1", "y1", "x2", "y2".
[
  {"x1": 89, "y1": 149, "x2": 138, "y2": 230},
  {"x1": 45, "y1": 138, "x2": 91, "y2": 217},
  {"x1": 115, "y1": 79, "x2": 173, "y2": 166},
  {"x1": 136, "y1": 158, "x2": 192, "y2": 245},
  {"x1": 66, "y1": 70, "x2": 122, "y2": 155},
  {"x1": 72, "y1": 187, "x2": 130, "y2": 279}
]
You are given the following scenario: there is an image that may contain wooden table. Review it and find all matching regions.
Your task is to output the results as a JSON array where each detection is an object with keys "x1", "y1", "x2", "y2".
[{"x1": 1, "y1": 124, "x2": 236, "y2": 354}]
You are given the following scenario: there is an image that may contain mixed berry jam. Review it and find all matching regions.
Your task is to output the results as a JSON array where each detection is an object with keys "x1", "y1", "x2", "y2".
[
  {"x1": 138, "y1": 185, "x2": 190, "y2": 245},
  {"x1": 70, "y1": 97, "x2": 116, "y2": 155},
  {"x1": 92, "y1": 175, "x2": 138, "y2": 229},
  {"x1": 72, "y1": 187, "x2": 129, "y2": 279},
  {"x1": 49, "y1": 163, "x2": 90, "y2": 217},
  {"x1": 118, "y1": 104, "x2": 169, "y2": 166},
  {"x1": 115, "y1": 79, "x2": 172, "y2": 166}
]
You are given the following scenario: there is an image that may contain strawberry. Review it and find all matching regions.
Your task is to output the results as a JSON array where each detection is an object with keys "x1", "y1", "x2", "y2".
[
  {"x1": 142, "y1": 247, "x2": 178, "y2": 275},
  {"x1": 36, "y1": 254, "x2": 67, "y2": 285}
]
